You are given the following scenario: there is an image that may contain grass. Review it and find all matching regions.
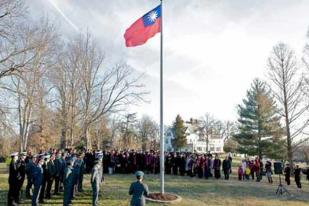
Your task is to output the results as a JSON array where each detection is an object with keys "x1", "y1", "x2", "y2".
[{"x1": 0, "y1": 163, "x2": 309, "y2": 206}]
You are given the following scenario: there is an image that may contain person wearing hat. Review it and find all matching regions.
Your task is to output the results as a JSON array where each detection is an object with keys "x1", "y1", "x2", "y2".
[
  {"x1": 16, "y1": 152, "x2": 27, "y2": 204},
  {"x1": 39, "y1": 154, "x2": 50, "y2": 203},
  {"x1": 63, "y1": 159, "x2": 74, "y2": 206},
  {"x1": 54, "y1": 152, "x2": 63, "y2": 195},
  {"x1": 74, "y1": 153, "x2": 85, "y2": 193},
  {"x1": 7, "y1": 152, "x2": 19, "y2": 206},
  {"x1": 31, "y1": 155, "x2": 44, "y2": 206},
  {"x1": 91, "y1": 152, "x2": 104, "y2": 206},
  {"x1": 25, "y1": 154, "x2": 37, "y2": 199},
  {"x1": 46, "y1": 154, "x2": 56, "y2": 199},
  {"x1": 129, "y1": 171, "x2": 149, "y2": 206}
]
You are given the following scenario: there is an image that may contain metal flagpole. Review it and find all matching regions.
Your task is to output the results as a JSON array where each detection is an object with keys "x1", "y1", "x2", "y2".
[{"x1": 159, "y1": 0, "x2": 165, "y2": 194}]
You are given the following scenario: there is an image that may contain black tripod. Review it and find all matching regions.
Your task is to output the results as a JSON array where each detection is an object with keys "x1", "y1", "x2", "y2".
[{"x1": 276, "y1": 174, "x2": 290, "y2": 195}]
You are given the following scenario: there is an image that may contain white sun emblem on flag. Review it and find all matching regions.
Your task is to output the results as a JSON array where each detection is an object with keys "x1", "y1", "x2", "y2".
[{"x1": 148, "y1": 11, "x2": 158, "y2": 22}]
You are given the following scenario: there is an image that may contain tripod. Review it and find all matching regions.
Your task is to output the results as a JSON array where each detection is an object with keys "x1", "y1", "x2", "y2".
[{"x1": 276, "y1": 174, "x2": 290, "y2": 195}]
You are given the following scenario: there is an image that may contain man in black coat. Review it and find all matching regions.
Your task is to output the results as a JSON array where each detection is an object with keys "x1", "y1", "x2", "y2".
[
  {"x1": 39, "y1": 155, "x2": 49, "y2": 203},
  {"x1": 222, "y1": 156, "x2": 231, "y2": 180},
  {"x1": 7, "y1": 152, "x2": 19, "y2": 206},
  {"x1": 25, "y1": 154, "x2": 37, "y2": 199},
  {"x1": 16, "y1": 152, "x2": 27, "y2": 204},
  {"x1": 54, "y1": 152, "x2": 62, "y2": 195},
  {"x1": 213, "y1": 154, "x2": 221, "y2": 179},
  {"x1": 284, "y1": 163, "x2": 291, "y2": 185},
  {"x1": 294, "y1": 165, "x2": 302, "y2": 190}
]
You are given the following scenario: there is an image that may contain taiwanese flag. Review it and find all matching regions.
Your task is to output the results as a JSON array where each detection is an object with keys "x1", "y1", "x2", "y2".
[{"x1": 124, "y1": 5, "x2": 161, "y2": 47}]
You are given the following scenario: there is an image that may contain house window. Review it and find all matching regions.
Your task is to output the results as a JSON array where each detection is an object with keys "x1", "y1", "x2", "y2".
[
  {"x1": 216, "y1": 147, "x2": 221, "y2": 152},
  {"x1": 210, "y1": 145, "x2": 215, "y2": 152},
  {"x1": 197, "y1": 147, "x2": 202, "y2": 151}
]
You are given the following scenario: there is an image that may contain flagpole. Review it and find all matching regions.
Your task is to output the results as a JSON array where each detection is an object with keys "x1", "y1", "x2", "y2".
[{"x1": 159, "y1": 0, "x2": 165, "y2": 194}]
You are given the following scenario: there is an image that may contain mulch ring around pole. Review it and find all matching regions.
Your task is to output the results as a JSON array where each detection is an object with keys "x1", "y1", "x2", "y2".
[{"x1": 146, "y1": 193, "x2": 182, "y2": 204}]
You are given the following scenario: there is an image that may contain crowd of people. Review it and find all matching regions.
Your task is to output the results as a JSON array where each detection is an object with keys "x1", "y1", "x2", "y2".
[
  {"x1": 99, "y1": 149, "x2": 309, "y2": 187},
  {"x1": 7, "y1": 148, "x2": 309, "y2": 206},
  {"x1": 7, "y1": 148, "x2": 104, "y2": 206}
]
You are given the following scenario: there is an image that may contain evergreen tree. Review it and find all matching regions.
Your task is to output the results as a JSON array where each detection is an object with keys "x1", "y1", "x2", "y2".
[
  {"x1": 172, "y1": 115, "x2": 187, "y2": 151},
  {"x1": 234, "y1": 79, "x2": 285, "y2": 159}
]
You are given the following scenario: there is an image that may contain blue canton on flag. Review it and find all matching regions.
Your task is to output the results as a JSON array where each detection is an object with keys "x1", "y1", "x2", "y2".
[{"x1": 142, "y1": 5, "x2": 161, "y2": 27}]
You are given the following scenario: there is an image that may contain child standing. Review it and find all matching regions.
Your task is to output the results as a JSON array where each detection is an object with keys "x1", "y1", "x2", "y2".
[
  {"x1": 245, "y1": 166, "x2": 251, "y2": 180},
  {"x1": 238, "y1": 165, "x2": 244, "y2": 181}
]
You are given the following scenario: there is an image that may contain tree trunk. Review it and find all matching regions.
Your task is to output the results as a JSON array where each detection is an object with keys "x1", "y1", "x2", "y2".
[
  {"x1": 82, "y1": 125, "x2": 91, "y2": 150},
  {"x1": 282, "y1": 67, "x2": 293, "y2": 167},
  {"x1": 60, "y1": 128, "x2": 66, "y2": 149}
]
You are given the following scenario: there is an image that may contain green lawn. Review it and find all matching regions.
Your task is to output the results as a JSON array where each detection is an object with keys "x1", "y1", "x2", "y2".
[{"x1": 0, "y1": 163, "x2": 309, "y2": 206}]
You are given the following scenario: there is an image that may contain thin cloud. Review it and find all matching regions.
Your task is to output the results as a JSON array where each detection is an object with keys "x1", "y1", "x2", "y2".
[{"x1": 46, "y1": 0, "x2": 79, "y2": 32}]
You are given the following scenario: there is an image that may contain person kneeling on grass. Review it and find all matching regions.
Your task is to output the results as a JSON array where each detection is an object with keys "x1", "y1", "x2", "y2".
[{"x1": 129, "y1": 171, "x2": 149, "y2": 206}]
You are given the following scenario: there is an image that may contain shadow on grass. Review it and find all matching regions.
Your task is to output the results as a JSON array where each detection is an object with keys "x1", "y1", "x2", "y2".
[{"x1": 0, "y1": 190, "x2": 8, "y2": 205}]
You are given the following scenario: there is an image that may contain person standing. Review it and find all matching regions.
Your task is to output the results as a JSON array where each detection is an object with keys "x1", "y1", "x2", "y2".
[
  {"x1": 39, "y1": 155, "x2": 49, "y2": 204},
  {"x1": 16, "y1": 152, "x2": 27, "y2": 204},
  {"x1": 91, "y1": 152, "x2": 104, "y2": 206},
  {"x1": 248, "y1": 160, "x2": 255, "y2": 180},
  {"x1": 129, "y1": 171, "x2": 149, "y2": 206},
  {"x1": 238, "y1": 165, "x2": 244, "y2": 181},
  {"x1": 213, "y1": 154, "x2": 221, "y2": 179},
  {"x1": 222, "y1": 156, "x2": 231, "y2": 180},
  {"x1": 46, "y1": 154, "x2": 56, "y2": 199},
  {"x1": 78, "y1": 154, "x2": 85, "y2": 192},
  {"x1": 63, "y1": 160, "x2": 74, "y2": 206},
  {"x1": 7, "y1": 152, "x2": 19, "y2": 206},
  {"x1": 254, "y1": 157, "x2": 261, "y2": 182},
  {"x1": 32, "y1": 156, "x2": 44, "y2": 206},
  {"x1": 294, "y1": 165, "x2": 302, "y2": 191},
  {"x1": 25, "y1": 155, "x2": 36, "y2": 199},
  {"x1": 72, "y1": 153, "x2": 83, "y2": 196},
  {"x1": 54, "y1": 152, "x2": 62, "y2": 195},
  {"x1": 284, "y1": 163, "x2": 291, "y2": 185},
  {"x1": 265, "y1": 160, "x2": 273, "y2": 184},
  {"x1": 59, "y1": 152, "x2": 67, "y2": 192}
]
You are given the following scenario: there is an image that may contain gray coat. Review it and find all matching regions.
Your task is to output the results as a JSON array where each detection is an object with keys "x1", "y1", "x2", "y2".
[{"x1": 129, "y1": 181, "x2": 149, "y2": 206}]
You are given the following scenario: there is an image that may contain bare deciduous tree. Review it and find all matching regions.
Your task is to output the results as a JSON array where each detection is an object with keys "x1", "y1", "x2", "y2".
[
  {"x1": 268, "y1": 43, "x2": 309, "y2": 166},
  {"x1": 65, "y1": 34, "x2": 146, "y2": 149},
  {"x1": 0, "y1": 20, "x2": 57, "y2": 151},
  {"x1": 137, "y1": 115, "x2": 159, "y2": 151}
]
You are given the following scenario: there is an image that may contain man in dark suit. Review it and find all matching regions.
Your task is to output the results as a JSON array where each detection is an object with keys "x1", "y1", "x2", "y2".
[{"x1": 7, "y1": 152, "x2": 19, "y2": 206}]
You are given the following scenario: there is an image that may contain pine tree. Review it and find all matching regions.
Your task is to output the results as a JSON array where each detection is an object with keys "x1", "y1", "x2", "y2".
[
  {"x1": 234, "y1": 79, "x2": 285, "y2": 159},
  {"x1": 172, "y1": 115, "x2": 187, "y2": 151}
]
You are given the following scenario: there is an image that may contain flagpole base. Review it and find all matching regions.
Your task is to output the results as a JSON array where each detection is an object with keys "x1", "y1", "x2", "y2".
[{"x1": 146, "y1": 193, "x2": 182, "y2": 204}]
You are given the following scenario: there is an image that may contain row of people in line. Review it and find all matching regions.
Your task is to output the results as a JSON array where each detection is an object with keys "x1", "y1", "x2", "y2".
[
  {"x1": 7, "y1": 149, "x2": 104, "y2": 206},
  {"x1": 99, "y1": 150, "x2": 309, "y2": 189},
  {"x1": 8, "y1": 148, "x2": 309, "y2": 205}
]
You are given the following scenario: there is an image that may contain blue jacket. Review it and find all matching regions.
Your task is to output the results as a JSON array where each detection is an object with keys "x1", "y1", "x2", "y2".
[
  {"x1": 32, "y1": 164, "x2": 43, "y2": 186},
  {"x1": 129, "y1": 181, "x2": 149, "y2": 206}
]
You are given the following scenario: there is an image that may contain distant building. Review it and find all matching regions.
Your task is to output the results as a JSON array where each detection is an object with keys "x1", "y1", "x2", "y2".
[{"x1": 164, "y1": 119, "x2": 225, "y2": 153}]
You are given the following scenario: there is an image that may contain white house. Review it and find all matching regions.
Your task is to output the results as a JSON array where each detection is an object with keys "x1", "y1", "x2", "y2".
[{"x1": 164, "y1": 122, "x2": 225, "y2": 153}]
